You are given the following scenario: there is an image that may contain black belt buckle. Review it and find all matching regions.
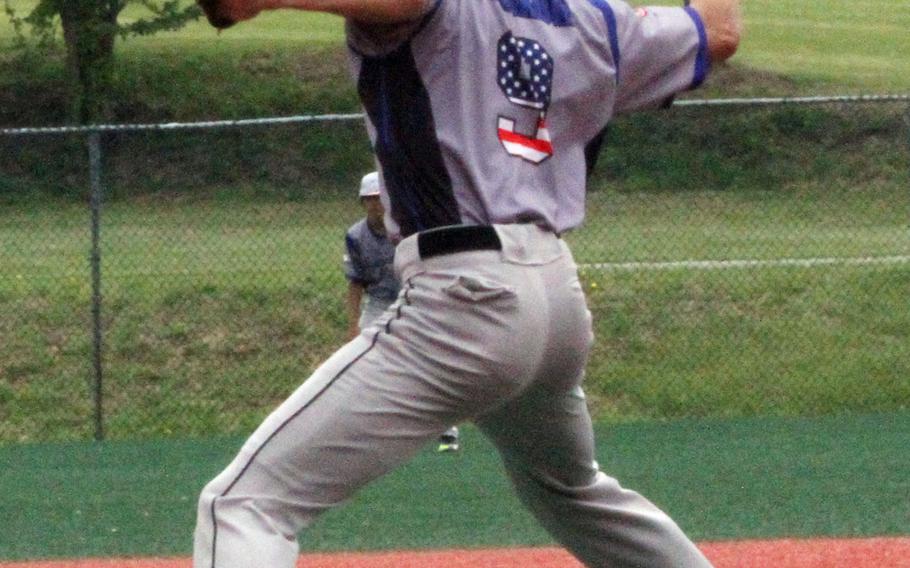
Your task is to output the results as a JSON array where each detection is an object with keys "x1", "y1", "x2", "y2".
[{"x1": 417, "y1": 225, "x2": 503, "y2": 260}]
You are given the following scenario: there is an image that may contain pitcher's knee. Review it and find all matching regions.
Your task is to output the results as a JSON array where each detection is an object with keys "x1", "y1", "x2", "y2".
[
  {"x1": 505, "y1": 454, "x2": 600, "y2": 493},
  {"x1": 196, "y1": 474, "x2": 259, "y2": 539},
  {"x1": 197, "y1": 474, "x2": 230, "y2": 516},
  {"x1": 194, "y1": 477, "x2": 304, "y2": 568}
]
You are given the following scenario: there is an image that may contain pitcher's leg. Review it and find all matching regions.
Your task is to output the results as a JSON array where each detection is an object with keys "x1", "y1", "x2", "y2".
[
  {"x1": 193, "y1": 334, "x2": 467, "y2": 568},
  {"x1": 477, "y1": 384, "x2": 712, "y2": 568}
]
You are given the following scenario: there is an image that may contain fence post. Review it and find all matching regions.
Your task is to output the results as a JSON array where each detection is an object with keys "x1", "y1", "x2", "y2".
[
  {"x1": 905, "y1": 104, "x2": 910, "y2": 161},
  {"x1": 88, "y1": 132, "x2": 105, "y2": 442}
]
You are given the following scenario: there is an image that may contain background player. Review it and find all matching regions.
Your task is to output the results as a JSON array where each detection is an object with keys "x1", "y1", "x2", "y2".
[
  {"x1": 343, "y1": 172, "x2": 398, "y2": 340},
  {"x1": 194, "y1": 0, "x2": 741, "y2": 567},
  {"x1": 343, "y1": 171, "x2": 461, "y2": 452}
]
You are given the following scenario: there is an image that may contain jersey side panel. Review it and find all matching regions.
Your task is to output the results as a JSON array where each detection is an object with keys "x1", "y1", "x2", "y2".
[{"x1": 348, "y1": 0, "x2": 704, "y2": 234}]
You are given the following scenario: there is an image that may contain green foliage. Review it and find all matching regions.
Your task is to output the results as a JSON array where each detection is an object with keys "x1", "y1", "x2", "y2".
[
  {"x1": 3, "y1": 0, "x2": 202, "y2": 121},
  {"x1": 3, "y1": 0, "x2": 57, "y2": 47},
  {"x1": 3, "y1": 0, "x2": 201, "y2": 45},
  {"x1": 120, "y1": 0, "x2": 202, "y2": 37}
]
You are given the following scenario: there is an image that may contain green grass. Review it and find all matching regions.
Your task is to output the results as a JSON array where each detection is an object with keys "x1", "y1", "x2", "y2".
[
  {"x1": 737, "y1": 0, "x2": 910, "y2": 93},
  {"x1": 4, "y1": 0, "x2": 910, "y2": 94},
  {"x1": 570, "y1": 188, "x2": 910, "y2": 420},
  {"x1": 585, "y1": 267, "x2": 910, "y2": 419},
  {"x1": 1, "y1": 186, "x2": 908, "y2": 441},
  {"x1": 2, "y1": 413, "x2": 909, "y2": 560}
]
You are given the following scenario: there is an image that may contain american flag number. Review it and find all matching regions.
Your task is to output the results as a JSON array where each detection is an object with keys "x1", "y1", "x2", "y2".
[{"x1": 496, "y1": 32, "x2": 555, "y2": 164}]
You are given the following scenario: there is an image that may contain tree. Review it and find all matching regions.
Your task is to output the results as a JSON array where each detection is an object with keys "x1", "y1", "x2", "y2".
[{"x1": 4, "y1": 0, "x2": 201, "y2": 123}]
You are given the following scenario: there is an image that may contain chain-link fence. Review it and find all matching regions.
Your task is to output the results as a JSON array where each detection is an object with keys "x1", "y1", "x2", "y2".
[{"x1": 2, "y1": 96, "x2": 909, "y2": 443}]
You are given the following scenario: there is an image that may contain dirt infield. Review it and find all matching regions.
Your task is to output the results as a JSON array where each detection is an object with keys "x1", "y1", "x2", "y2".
[{"x1": 4, "y1": 538, "x2": 910, "y2": 568}]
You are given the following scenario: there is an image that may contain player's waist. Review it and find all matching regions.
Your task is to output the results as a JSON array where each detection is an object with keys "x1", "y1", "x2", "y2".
[
  {"x1": 416, "y1": 225, "x2": 503, "y2": 259},
  {"x1": 394, "y1": 223, "x2": 565, "y2": 279}
]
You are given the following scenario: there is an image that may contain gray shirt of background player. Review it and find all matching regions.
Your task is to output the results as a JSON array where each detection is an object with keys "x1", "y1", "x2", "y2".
[
  {"x1": 343, "y1": 218, "x2": 400, "y2": 302},
  {"x1": 347, "y1": 0, "x2": 709, "y2": 238}
]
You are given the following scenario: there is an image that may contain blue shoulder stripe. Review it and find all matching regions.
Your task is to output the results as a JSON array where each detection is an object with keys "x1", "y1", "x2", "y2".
[
  {"x1": 683, "y1": 6, "x2": 710, "y2": 89},
  {"x1": 498, "y1": 0, "x2": 574, "y2": 26},
  {"x1": 587, "y1": 0, "x2": 621, "y2": 82}
]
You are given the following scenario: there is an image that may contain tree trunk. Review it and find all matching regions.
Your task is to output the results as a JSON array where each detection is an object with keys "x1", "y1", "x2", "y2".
[{"x1": 59, "y1": 0, "x2": 120, "y2": 123}]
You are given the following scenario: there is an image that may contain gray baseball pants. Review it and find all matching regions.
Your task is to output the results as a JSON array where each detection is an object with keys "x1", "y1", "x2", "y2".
[{"x1": 193, "y1": 224, "x2": 711, "y2": 568}]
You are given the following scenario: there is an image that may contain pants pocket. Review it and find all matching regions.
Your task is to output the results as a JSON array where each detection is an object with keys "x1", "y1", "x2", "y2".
[{"x1": 443, "y1": 275, "x2": 517, "y2": 304}]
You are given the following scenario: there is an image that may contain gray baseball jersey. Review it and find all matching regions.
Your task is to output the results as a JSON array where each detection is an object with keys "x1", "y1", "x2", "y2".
[
  {"x1": 343, "y1": 219, "x2": 400, "y2": 302},
  {"x1": 347, "y1": 0, "x2": 708, "y2": 238}
]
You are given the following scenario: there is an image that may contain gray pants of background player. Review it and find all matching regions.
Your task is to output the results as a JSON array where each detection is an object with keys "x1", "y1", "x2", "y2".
[
  {"x1": 357, "y1": 295, "x2": 392, "y2": 333},
  {"x1": 193, "y1": 224, "x2": 712, "y2": 568}
]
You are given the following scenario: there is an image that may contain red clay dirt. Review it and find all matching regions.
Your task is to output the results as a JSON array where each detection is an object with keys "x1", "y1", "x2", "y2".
[{"x1": 4, "y1": 537, "x2": 909, "y2": 568}]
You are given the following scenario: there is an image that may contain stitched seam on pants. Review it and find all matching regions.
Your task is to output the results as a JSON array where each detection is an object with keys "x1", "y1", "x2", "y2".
[
  {"x1": 208, "y1": 330, "x2": 386, "y2": 567},
  {"x1": 208, "y1": 280, "x2": 416, "y2": 566},
  {"x1": 386, "y1": 278, "x2": 414, "y2": 334}
]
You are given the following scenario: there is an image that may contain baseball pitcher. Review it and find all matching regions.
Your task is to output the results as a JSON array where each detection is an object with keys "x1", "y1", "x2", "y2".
[{"x1": 193, "y1": 0, "x2": 741, "y2": 566}]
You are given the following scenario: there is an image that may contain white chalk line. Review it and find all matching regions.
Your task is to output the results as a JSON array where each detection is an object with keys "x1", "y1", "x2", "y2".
[{"x1": 580, "y1": 254, "x2": 910, "y2": 272}]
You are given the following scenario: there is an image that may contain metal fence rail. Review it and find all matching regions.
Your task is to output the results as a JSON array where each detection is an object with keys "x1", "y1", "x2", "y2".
[
  {"x1": 1, "y1": 96, "x2": 909, "y2": 442},
  {"x1": 3, "y1": 94, "x2": 909, "y2": 136}
]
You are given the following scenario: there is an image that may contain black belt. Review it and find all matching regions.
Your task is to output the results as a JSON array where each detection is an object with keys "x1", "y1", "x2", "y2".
[{"x1": 417, "y1": 225, "x2": 503, "y2": 260}]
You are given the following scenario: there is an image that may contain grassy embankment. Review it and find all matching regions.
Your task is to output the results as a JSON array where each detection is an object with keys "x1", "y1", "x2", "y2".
[{"x1": 2, "y1": 0, "x2": 909, "y2": 195}]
